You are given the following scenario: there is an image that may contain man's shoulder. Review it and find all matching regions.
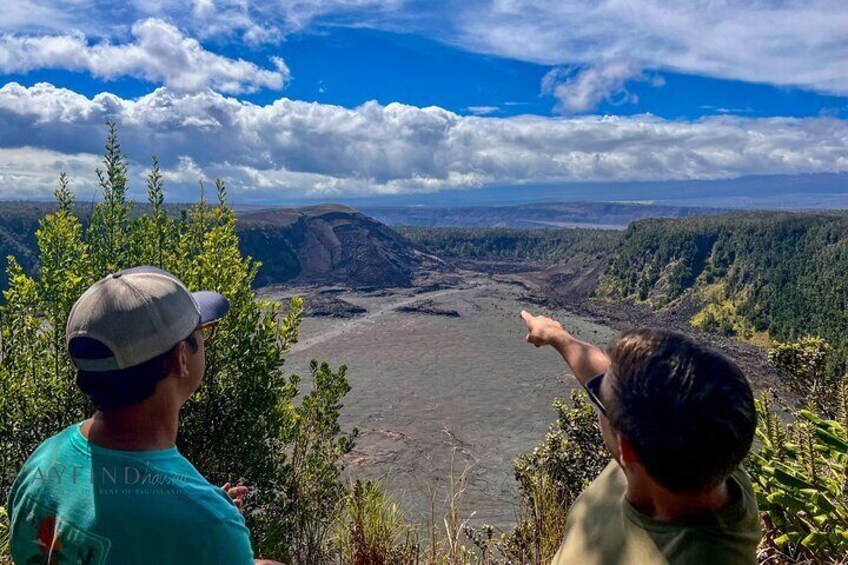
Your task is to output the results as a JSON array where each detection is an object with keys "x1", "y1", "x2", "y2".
[
  {"x1": 716, "y1": 467, "x2": 762, "y2": 542},
  {"x1": 552, "y1": 461, "x2": 633, "y2": 564},
  {"x1": 9, "y1": 424, "x2": 84, "y2": 499},
  {"x1": 22, "y1": 423, "x2": 80, "y2": 462},
  {"x1": 553, "y1": 464, "x2": 761, "y2": 565},
  {"x1": 560, "y1": 460, "x2": 626, "y2": 533}
]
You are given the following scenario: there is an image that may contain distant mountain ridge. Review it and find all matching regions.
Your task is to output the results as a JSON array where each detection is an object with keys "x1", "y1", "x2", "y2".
[
  {"x1": 285, "y1": 173, "x2": 847, "y2": 209},
  {"x1": 362, "y1": 202, "x2": 732, "y2": 229}
]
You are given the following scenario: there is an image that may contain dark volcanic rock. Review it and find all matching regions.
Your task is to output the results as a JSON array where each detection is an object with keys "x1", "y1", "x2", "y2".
[
  {"x1": 304, "y1": 294, "x2": 367, "y2": 318},
  {"x1": 396, "y1": 300, "x2": 461, "y2": 318},
  {"x1": 455, "y1": 258, "x2": 549, "y2": 275},
  {"x1": 237, "y1": 204, "x2": 446, "y2": 289}
]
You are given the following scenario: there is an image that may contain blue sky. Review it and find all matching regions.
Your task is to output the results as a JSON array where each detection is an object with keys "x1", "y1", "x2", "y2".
[
  {"x1": 0, "y1": 1, "x2": 847, "y2": 203},
  {"x1": 258, "y1": 28, "x2": 848, "y2": 120},
  {"x1": 7, "y1": 26, "x2": 846, "y2": 121}
]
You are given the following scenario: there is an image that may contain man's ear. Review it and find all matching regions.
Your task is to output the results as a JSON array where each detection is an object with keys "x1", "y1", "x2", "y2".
[
  {"x1": 171, "y1": 341, "x2": 190, "y2": 379},
  {"x1": 617, "y1": 434, "x2": 639, "y2": 470}
]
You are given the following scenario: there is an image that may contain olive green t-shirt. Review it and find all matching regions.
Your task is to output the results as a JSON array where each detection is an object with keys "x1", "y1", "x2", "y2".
[{"x1": 552, "y1": 461, "x2": 761, "y2": 565}]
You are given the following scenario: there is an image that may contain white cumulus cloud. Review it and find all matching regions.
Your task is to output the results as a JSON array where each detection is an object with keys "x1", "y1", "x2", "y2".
[
  {"x1": 542, "y1": 61, "x2": 651, "y2": 113},
  {"x1": 0, "y1": 0, "x2": 405, "y2": 46},
  {"x1": 0, "y1": 82, "x2": 847, "y2": 202},
  {"x1": 0, "y1": 19, "x2": 289, "y2": 94},
  {"x1": 0, "y1": 147, "x2": 101, "y2": 200}
]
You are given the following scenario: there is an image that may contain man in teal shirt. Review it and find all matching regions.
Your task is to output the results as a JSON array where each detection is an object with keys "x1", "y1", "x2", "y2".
[{"x1": 8, "y1": 267, "x2": 280, "y2": 564}]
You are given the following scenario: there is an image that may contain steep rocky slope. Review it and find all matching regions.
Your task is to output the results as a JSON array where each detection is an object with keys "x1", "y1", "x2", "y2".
[{"x1": 236, "y1": 204, "x2": 446, "y2": 288}]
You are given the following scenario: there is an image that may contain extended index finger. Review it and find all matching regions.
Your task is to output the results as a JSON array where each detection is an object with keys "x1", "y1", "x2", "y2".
[{"x1": 520, "y1": 310, "x2": 534, "y2": 326}]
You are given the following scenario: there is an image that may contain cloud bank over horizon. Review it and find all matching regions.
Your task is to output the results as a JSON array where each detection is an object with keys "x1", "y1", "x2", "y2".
[{"x1": 1, "y1": 82, "x2": 846, "y2": 202}]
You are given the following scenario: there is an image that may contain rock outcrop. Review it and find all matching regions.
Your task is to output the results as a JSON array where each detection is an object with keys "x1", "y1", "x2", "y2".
[{"x1": 237, "y1": 204, "x2": 446, "y2": 288}]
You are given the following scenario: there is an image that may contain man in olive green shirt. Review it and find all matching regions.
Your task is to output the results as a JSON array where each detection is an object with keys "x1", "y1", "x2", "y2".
[{"x1": 521, "y1": 312, "x2": 761, "y2": 564}]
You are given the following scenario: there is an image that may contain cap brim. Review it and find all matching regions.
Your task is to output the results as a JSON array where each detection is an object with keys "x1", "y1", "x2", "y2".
[{"x1": 192, "y1": 291, "x2": 230, "y2": 324}]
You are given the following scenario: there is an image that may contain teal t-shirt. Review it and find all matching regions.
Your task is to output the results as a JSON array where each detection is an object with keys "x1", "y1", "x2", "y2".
[{"x1": 8, "y1": 423, "x2": 254, "y2": 564}]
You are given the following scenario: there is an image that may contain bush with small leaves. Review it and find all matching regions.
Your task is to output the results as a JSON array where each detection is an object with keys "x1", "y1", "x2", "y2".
[
  {"x1": 0, "y1": 507, "x2": 8, "y2": 565},
  {"x1": 768, "y1": 336, "x2": 836, "y2": 415}
]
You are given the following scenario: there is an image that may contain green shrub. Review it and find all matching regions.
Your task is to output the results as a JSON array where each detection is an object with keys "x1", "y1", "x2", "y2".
[
  {"x1": 747, "y1": 393, "x2": 848, "y2": 563},
  {"x1": 768, "y1": 336, "x2": 836, "y2": 416},
  {"x1": 0, "y1": 507, "x2": 9, "y2": 565},
  {"x1": 265, "y1": 360, "x2": 359, "y2": 563}
]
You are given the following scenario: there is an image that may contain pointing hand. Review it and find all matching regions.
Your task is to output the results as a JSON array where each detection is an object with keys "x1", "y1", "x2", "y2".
[{"x1": 520, "y1": 310, "x2": 570, "y2": 348}]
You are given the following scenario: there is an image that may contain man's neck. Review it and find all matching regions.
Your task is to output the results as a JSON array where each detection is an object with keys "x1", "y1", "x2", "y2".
[
  {"x1": 625, "y1": 475, "x2": 732, "y2": 522},
  {"x1": 82, "y1": 402, "x2": 179, "y2": 451}
]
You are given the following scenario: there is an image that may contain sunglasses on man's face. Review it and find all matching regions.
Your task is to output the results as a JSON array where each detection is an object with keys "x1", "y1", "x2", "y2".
[
  {"x1": 198, "y1": 322, "x2": 218, "y2": 345},
  {"x1": 584, "y1": 372, "x2": 607, "y2": 417}
]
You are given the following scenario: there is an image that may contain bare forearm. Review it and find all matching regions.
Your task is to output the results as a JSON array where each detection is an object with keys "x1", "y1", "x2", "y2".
[
  {"x1": 520, "y1": 309, "x2": 610, "y2": 386},
  {"x1": 552, "y1": 334, "x2": 610, "y2": 386}
]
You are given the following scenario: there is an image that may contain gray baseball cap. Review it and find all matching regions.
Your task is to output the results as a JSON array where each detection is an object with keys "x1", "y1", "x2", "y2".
[{"x1": 66, "y1": 266, "x2": 229, "y2": 372}]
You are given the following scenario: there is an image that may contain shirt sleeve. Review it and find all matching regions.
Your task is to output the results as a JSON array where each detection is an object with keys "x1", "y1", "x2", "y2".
[{"x1": 203, "y1": 517, "x2": 255, "y2": 565}]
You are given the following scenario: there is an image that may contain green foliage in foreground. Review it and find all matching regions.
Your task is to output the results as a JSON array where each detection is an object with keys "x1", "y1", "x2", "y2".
[
  {"x1": 398, "y1": 226, "x2": 621, "y2": 264},
  {"x1": 333, "y1": 480, "x2": 419, "y2": 564},
  {"x1": 748, "y1": 395, "x2": 848, "y2": 562},
  {"x1": 270, "y1": 360, "x2": 359, "y2": 563},
  {"x1": 744, "y1": 336, "x2": 848, "y2": 563},
  {"x1": 0, "y1": 507, "x2": 8, "y2": 565},
  {"x1": 0, "y1": 124, "x2": 356, "y2": 562}
]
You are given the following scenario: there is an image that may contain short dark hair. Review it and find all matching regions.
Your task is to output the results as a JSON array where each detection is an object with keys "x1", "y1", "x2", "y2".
[
  {"x1": 71, "y1": 333, "x2": 199, "y2": 411},
  {"x1": 606, "y1": 329, "x2": 756, "y2": 493}
]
